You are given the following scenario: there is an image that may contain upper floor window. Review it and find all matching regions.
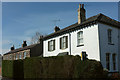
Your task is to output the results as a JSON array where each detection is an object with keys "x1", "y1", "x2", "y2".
[
  {"x1": 108, "y1": 29, "x2": 112, "y2": 44},
  {"x1": 9, "y1": 54, "x2": 12, "y2": 60},
  {"x1": 6, "y1": 56, "x2": 8, "y2": 60},
  {"x1": 24, "y1": 52, "x2": 27, "y2": 59},
  {"x1": 112, "y1": 54, "x2": 116, "y2": 70},
  {"x1": 15, "y1": 54, "x2": 18, "y2": 60},
  {"x1": 106, "y1": 53, "x2": 110, "y2": 70},
  {"x1": 19, "y1": 53, "x2": 22, "y2": 59},
  {"x1": 60, "y1": 36, "x2": 68, "y2": 49},
  {"x1": 48, "y1": 40, "x2": 55, "y2": 51},
  {"x1": 77, "y1": 31, "x2": 83, "y2": 46}
]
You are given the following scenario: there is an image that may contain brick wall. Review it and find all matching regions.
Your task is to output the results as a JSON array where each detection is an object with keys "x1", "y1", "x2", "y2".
[{"x1": 3, "y1": 49, "x2": 30, "y2": 60}]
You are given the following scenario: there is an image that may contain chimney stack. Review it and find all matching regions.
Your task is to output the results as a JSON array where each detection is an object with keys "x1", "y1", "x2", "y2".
[
  {"x1": 54, "y1": 26, "x2": 60, "y2": 32},
  {"x1": 11, "y1": 45, "x2": 15, "y2": 51},
  {"x1": 39, "y1": 35, "x2": 43, "y2": 43},
  {"x1": 22, "y1": 41, "x2": 27, "y2": 47},
  {"x1": 78, "y1": 4, "x2": 86, "y2": 24}
]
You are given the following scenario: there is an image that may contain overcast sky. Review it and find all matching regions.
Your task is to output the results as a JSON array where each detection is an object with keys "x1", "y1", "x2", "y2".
[{"x1": 2, "y1": 2, "x2": 119, "y2": 54}]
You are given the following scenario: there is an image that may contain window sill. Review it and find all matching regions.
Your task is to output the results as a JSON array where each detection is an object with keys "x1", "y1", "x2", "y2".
[
  {"x1": 60, "y1": 48, "x2": 67, "y2": 50},
  {"x1": 77, "y1": 44, "x2": 84, "y2": 47},
  {"x1": 48, "y1": 50, "x2": 55, "y2": 52},
  {"x1": 108, "y1": 43, "x2": 114, "y2": 45}
]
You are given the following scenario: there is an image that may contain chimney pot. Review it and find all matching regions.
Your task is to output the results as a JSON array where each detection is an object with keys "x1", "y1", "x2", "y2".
[
  {"x1": 54, "y1": 26, "x2": 60, "y2": 32},
  {"x1": 82, "y1": 4, "x2": 84, "y2": 8},
  {"x1": 22, "y1": 41, "x2": 27, "y2": 47},
  {"x1": 79, "y1": 4, "x2": 81, "y2": 8},
  {"x1": 11, "y1": 45, "x2": 15, "y2": 51}
]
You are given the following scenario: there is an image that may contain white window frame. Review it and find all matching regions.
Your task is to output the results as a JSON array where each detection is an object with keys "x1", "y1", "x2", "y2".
[
  {"x1": 15, "y1": 54, "x2": 18, "y2": 60},
  {"x1": 48, "y1": 40, "x2": 55, "y2": 51},
  {"x1": 9, "y1": 54, "x2": 12, "y2": 60},
  {"x1": 62, "y1": 37, "x2": 66, "y2": 49},
  {"x1": 60, "y1": 36, "x2": 68, "y2": 49},
  {"x1": 77, "y1": 31, "x2": 83, "y2": 46},
  {"x1": 19, "y1": 53, "x2": 22, "y2": 59},
  {"x1": 24, "y1": 52, "x2": 26, "y2": 59}
]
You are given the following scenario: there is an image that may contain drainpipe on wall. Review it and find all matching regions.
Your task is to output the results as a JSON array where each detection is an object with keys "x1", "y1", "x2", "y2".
[{"x1": 69, "y1": 33, "x2": 71, "y2": 55}]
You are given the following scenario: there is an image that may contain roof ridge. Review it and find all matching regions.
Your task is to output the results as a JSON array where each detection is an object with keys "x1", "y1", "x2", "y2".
[
  {"x1": 43, "y1": 13, "x2": 120, "y2": 40},
  {"x1": 96, "y1": 13, "x2": 104, "y2": 21},
  {"x1": 4, "y1": 43, "x2": 40, "y2": 55}
]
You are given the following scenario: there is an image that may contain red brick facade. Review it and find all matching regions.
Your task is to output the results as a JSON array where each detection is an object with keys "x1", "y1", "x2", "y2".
[{"x1": 3, "y1": 49, "x2": 30, "y2": 60}]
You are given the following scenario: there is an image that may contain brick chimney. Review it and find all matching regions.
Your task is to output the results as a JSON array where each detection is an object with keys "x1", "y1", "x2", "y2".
[
  {"x1": 11, "y1": 45, "x2": 15, "y2": 51},
  {"x1": 22, "y1": 41, "x2": 27, "y2": 47},
  {"x1": 39, "y1": 35, "x2": 43, "y2": 43},
  {"x1": 54, "y1": 26, "x2": 60, "y2": 32},
  {"x1": 78, "y1": 4, "x2": 86, "y2": 24}
]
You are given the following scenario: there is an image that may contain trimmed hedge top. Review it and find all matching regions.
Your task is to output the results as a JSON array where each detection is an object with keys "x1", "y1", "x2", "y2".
[{"x1": 2, "y1": 55, "x2": 108, "y2": 79}]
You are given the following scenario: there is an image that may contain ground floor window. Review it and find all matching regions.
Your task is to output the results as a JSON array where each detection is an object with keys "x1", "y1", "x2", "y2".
[
  {"x1": 106, "y1": 53, "x2": 110, "y2": 70},
  {"x1": 24, "y1": 52, "x2": 27, "y2": 59},
  {"x1": 19, "y1": 53, "x2": 22, "y2": 59},
  {"x1": 15, "y1": 54, "x2": 18, "y2": 60},
  {"x1": 112, "y1": 54, "x2": 116, "y2": 70}
]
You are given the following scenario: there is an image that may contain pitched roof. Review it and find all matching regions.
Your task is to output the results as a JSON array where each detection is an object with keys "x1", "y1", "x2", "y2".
[
  {"x1": 43, "y1": 13, "x2": 120, "y2": 40},
  {"x1": 4, "y1": 43, "x2": 41, "y2": 55}
]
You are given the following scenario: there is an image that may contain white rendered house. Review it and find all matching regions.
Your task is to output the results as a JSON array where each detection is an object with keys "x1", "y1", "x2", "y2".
[{"x1": 43, "y1": 4, "x2": 120, "y2": 73}]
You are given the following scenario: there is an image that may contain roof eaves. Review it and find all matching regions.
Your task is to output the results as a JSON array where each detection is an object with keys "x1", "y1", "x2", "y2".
[{"x1": 4, "y1": 43, "x2": 40, "y2": 55}]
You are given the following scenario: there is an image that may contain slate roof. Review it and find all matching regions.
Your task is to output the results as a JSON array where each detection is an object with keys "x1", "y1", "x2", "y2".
[
  {"x1": 4, "y1": 43, "x2": 40, "y2": 55},
  {"x1": 43, "y1": 13, "x2": 120, "y2": 40}
]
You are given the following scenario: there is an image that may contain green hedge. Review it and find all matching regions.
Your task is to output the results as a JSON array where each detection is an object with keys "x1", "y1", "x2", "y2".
[
  {"x1": 24, "y1": 55, "x2": 108, "y2": 78},
  {"x1": 74, "y1": 59, "x2": 108, "y2": 78},
  {"x1": 2, "y1": 60, "x2": 24, "y2": 78},
  {"x1": 2, "y1": 55, "x2": 108, "y2": 79},
  {"x1": 2, "y1": 60, "x2": 14, "y2": 78}
]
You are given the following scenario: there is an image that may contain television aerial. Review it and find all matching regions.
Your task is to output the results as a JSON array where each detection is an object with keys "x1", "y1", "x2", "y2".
[{"x1": 52, "y1": 19, "x2": 61, "y2": 26}]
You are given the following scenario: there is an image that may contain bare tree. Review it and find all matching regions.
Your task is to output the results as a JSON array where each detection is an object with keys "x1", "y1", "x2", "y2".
[{"x1": 30, "y1": 32, "x2": 45, "y2": 44}]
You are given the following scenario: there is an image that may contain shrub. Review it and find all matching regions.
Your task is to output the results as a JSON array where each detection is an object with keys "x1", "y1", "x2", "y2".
[
  {"x1": 2, "y1": 55, "x2": 108, "y2": 79},
  {"x1": 2, "y1": 60, "x2": 24, "y2": 78},
  {"x1": 2, "y1": 60, "x2": 14, "y2": 78},
  {"x1": 24, "y1": 55, "x2": 108, "y2": 79}
]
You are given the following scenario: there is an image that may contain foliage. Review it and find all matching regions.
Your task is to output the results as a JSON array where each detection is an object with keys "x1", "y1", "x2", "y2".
[
  {"x1": 2, "y1": 55, "x2": 108, "y2": 79},
  {"x1": 24, "y1": 55, "x2": 108, "y2": 79},
  {"x1": 2, "y1": 60, "x2": 24, "y2": 78},
  {"x1": 2, "y1": 60, "x2": 14, "y2": 78},
  {"x1": 30, "y1": 32, "x2": 46, "y2": 44}
]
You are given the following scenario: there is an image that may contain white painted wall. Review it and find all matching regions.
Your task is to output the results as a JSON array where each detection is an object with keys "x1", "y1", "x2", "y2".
[
  {"x1": 43, "y1": 22, "x2": 120, "y2": 73},
  {"x1": 70, "y1": 24, "x2": 100, "y2": 61},
  {"x1": 44, "y1": 34, "x2": 70, "y2": 57},
  {"x1": 44, "y1": 24, "x2": 100, "y2": 61},
  {"x1": 118, "y1": 29, "x2": 120, "y2": 72},
  {"x1": 98, "y1": 23, "x2": 119, "y2": 72}
]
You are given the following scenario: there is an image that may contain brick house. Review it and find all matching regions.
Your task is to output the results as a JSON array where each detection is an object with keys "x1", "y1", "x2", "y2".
[{"x1": 3, "y1": 40, "x2": 43, "y2": 60}]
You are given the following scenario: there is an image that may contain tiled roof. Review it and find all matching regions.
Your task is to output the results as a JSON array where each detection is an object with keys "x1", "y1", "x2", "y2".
[
  {"x1": 4, "y1": 43, "x2": 40, "y2": 55},
  {"x1": 43, "y1": 13, "x2": 120, "y2": 40}
]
